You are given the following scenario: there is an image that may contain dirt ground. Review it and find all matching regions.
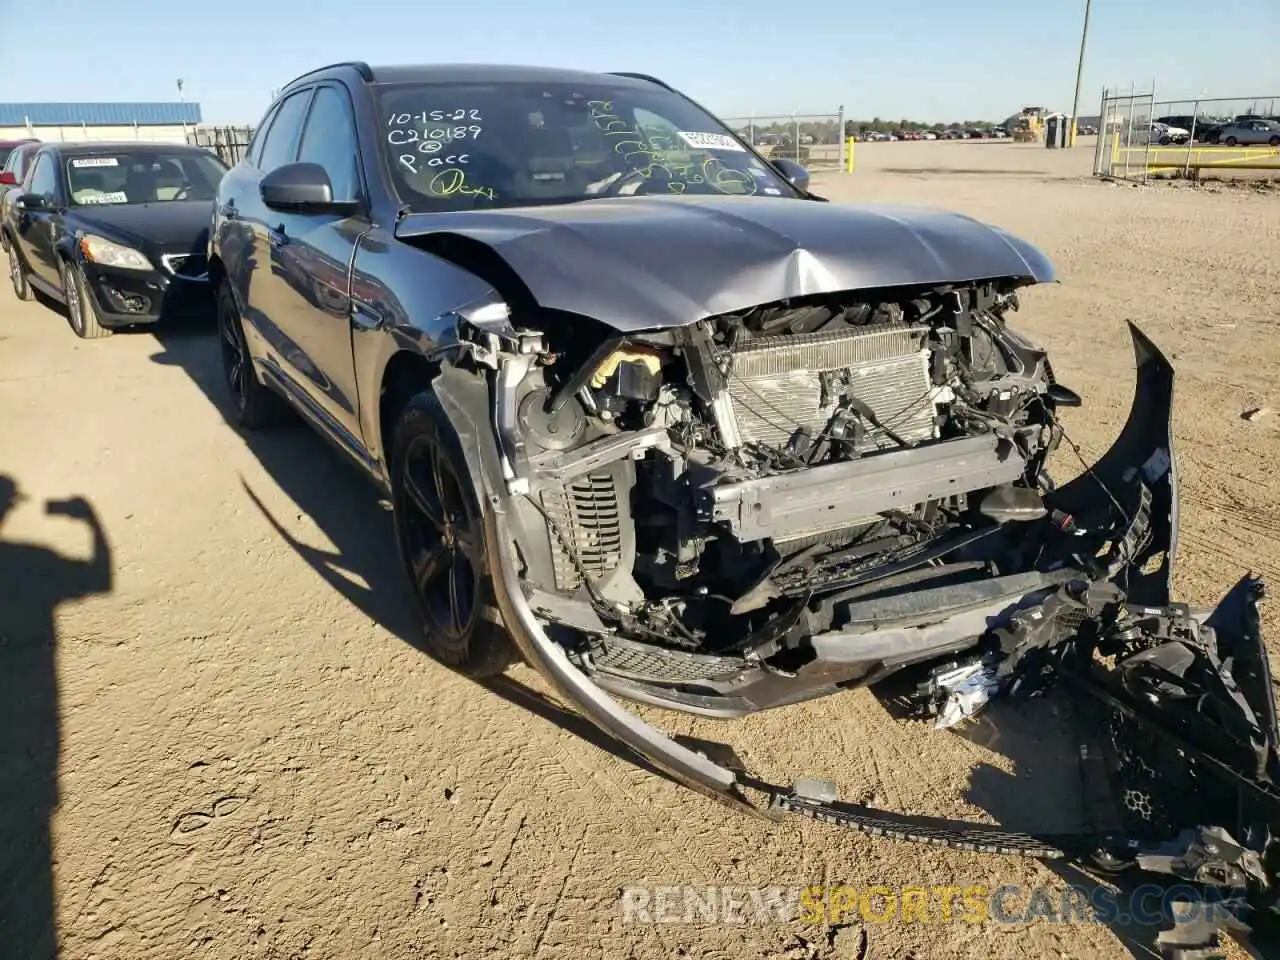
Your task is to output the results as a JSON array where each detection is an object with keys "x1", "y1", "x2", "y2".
[{"x1": 1, "y1": 139, "x2": 1278, "y2": 960}]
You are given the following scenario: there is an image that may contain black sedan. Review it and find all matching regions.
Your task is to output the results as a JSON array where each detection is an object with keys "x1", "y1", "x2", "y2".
[
  {"x1": 208, "y1": 62, "x2": 1275, "y2": 929},
  {"x1": 3, "y1": 141, "x2": 227, "y2": 338}
]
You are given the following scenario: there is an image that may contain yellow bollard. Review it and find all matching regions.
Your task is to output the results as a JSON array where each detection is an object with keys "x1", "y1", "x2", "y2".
[{"x1": 846, "y1": 136, "x2": 855, "y2": 173}]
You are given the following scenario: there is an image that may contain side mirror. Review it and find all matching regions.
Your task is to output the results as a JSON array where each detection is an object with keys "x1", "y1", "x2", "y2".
[
  {"x1": 14, "y1": 193, "x2": 45, "y2": 211},
  {"x1": 260, "y1": 162, "x2": 358, "y2": 215},
  {"x1": 0, "y1": 171, "x2": 17, "y2": 187},
  {"x1": 772, "y1": 157, "x2": 811, "y2": 194}
]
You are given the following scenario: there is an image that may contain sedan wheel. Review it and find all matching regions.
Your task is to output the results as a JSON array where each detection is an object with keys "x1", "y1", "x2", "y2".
[
  {"x1": 1270, "y1": 136, "x2": 1280, "y2": 147},
  {"x1": 8, "y1": 244, "x2": 31, "y2": 301},
  {"x1": 61, "y1": 260, "x2": 110, "y2": 339},
  {"x1": 1225, "y1": 136, "x2": 1238, "y2": 146}
]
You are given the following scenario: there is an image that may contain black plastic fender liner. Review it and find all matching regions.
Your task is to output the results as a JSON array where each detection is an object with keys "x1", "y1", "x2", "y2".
[
  {"x1": 1048, "y1": 321, "x2": 1178, "y2": 608},
  {"x1": 430, "y1": 364, "x2": 761, "y2": 813}
]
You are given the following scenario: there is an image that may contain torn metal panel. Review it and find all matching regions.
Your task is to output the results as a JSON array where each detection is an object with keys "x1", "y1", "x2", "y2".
[{"x1": 394, "y1": 198, "x2": 1055, "y2": 332}]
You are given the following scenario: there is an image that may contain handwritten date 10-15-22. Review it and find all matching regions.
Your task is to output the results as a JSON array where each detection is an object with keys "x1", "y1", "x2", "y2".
[{"x1": 388, "y1": 109, "x2": 482, "y2": 124}]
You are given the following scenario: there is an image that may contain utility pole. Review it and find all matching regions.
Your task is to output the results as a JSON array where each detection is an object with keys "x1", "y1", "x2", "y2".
[
  {"x1": 1068, "y1": 0, "x2": 1093, "y2": 147},
  {"x1": 177, "y1": 78, "x2": 189, "y2": 140}
]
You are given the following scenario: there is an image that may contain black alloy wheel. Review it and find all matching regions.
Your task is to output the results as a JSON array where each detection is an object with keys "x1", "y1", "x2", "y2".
[
  {"x1": 391, "y1": 392, "x2": 513, "y2": 677},
  {"x1": 216, "y1": 280, "x2": 290, "y2": 428},
  {"x1": 402, "y1": 433, "x2": 481, "y2": 648},
  {"x1": 219, "y1": 286, "x2": 249, "y2": 412}
]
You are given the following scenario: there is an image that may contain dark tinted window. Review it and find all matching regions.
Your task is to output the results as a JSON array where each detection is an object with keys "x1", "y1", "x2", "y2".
[
  {"x1": 27, "y1": 154, "x2": 57, "y2": 198},
  {"x1": 257, "y1": 90, "x2": 312, "y2": 172},
  {"x1": 297, "y1": 85, "x2": 360, "y2": 202},
  {"x1": 0, "y1": 148, "x2": 12, "y2": 169},
  {"x1": 246, "y1": 111, "x2": 274, "y2": 167},
  {"x1": 377, "y1": 79, "x2": 798, "y2": 212}
]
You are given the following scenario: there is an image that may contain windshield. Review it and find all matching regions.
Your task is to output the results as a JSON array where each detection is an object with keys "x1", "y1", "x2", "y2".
[
  {"x1": 376, "y1": 80, "x2": 799, "y2": 211},
  {"x1": 63, "y1": 149, "x2": 227, "y2": 207}
]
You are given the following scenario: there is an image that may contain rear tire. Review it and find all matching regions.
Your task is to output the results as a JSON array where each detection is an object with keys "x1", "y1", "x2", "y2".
[
  {"x1": 8, "y1": 242, "x2": 31, "y2": 301},
  {"x1": 62, "y1": 259, "x2": 111, "y2": 339},
  {"x1": 217, "y1": 280, "x2": 292, "y2": 428},
  {"x1": 390, "y1": 390, "x2": 514, "y2": 678},
  {"x1": 1269, "y1": 136, "x2": 1280, "y2": 147},
  {"x1": 1225, "y1": 136, "x2": 1238, "y2": 146}
]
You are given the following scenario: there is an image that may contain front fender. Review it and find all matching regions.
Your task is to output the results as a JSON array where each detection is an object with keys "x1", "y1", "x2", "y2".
[{"x1": 430, "y1": 363, "x2": 756, "y2": 810}]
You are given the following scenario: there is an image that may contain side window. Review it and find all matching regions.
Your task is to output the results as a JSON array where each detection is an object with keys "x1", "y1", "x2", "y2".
[
  {"x1": 296, "y1": 86, "x2": 360, "y2": 203},
  {"x1": 246, "y1": 105, "x2": 278, "y2": 167},
  {"x1": 256, "y1": 90, "x2": 312, "y2": 173},
  {"x1": 27, "y1": 155, "x2": 58, "y2": 198}
]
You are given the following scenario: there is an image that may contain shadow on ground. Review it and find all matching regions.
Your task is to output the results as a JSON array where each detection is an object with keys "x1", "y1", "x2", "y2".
[
  {"x1": 0, "y1": 475, "x2": 113, "y2": 959},
  {"x1": 147, "y1": 322, "x2": 692, "y2": 790}
]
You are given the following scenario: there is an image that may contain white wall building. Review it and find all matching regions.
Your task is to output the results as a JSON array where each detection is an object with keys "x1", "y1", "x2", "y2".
[{"x1": 0, "y1": 101, "x2": 201, "y2": 145}]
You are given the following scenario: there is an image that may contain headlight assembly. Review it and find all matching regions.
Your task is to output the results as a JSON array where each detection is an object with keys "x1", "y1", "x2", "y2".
[{"x1": 79, "y1": 234, "x2": 152, "y2": 271}]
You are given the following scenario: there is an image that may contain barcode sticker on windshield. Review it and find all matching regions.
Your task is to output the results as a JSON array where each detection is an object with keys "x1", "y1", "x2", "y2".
[
  {"x1": 677, "y1": 131, "x2": 746, "y2": 152},
  {"x1": 71, "y1": 157, "x2": 119, "y2": 167}
]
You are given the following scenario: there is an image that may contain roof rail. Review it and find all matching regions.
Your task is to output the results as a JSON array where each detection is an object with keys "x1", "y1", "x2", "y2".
[
  {"x1": 608, "y1": 71, "x2": 672, "y2": 90},
  {"x1": 282, "y1": 61, "x2": 374, "y2": 90}
]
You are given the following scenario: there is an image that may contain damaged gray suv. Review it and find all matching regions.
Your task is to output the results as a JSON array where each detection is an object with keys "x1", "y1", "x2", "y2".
[{"x1": 211, "y1": 62, "x2": 1278, "y2": 954}]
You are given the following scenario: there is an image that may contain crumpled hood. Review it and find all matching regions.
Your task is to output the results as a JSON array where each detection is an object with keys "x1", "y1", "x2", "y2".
[{"x1": 394, "y1": 195, "x2": 1055, "y2": 331}]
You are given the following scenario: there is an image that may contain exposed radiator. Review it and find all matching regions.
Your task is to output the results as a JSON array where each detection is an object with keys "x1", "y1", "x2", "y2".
[{"x1": 715, "y1": 324, "x2": 937, "y2": 451}]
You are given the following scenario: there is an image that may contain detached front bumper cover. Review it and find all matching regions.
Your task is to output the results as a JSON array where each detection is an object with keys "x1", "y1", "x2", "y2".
[{"x1": 444, "y1": 324, "x2": 1277, "y2": 957}]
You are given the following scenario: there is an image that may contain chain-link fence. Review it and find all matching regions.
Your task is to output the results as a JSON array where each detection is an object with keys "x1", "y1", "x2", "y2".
[
  {"x1": 187, "y1": 125, "x2": 254, "y2": 166},
  {"x1": 1093, "y1": 87, "x2": 1280, "y2": 182},
  {"x1": 720, "y1": 110, "x2": 846, "y2": 169}
]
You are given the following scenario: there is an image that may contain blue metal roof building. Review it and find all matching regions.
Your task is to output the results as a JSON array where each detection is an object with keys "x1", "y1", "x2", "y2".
[{"x1": 0, "y1": 102, "x2": 202, "y2": 126}]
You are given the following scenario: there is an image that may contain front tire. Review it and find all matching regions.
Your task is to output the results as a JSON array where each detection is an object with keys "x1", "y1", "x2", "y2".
[
  {"x1": 390, "y1": 391, "x2": 514, "y2": 678},
  {"x1": 1225, "y1": 136, "x2": 1238, "y2": 146},
  {"x1": 8, "y1": 243, "x2": 32, "y2": 301},
  {"x1": 217, "y1": 280, "x2": 291, "y2": 428},
  {"x1": 62, "y1": 259, "x2": 110, "y2": 339}
]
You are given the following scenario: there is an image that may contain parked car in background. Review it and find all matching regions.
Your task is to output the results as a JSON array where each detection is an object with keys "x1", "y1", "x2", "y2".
[
  {"x1": 0, "y1": 140, "x2": 40, "y2": 252},
  {"x1": 3, "y1": 141, "x2": 228, "y2": 338},
  {"x1": 1216, "y1": 119, "x2": 1280, "y2": 146},
  {"x1": 1194, "y1": 122, "x2": 1228, "y2": 144},
  {"x1": 0, "y1": 138, "x2": 35, "y2": 170},
  {"x1": 1153, "y1": 115, "x2": 1199, "y2": 133},
  {"x1": 1149, "y1": 121, "x2": 1190, "y2": 145}
]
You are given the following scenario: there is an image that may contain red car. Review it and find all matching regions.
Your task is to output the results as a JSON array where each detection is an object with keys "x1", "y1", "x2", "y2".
[{"x1": 0, "y1": 139, "x2": 40, "y2": 253}]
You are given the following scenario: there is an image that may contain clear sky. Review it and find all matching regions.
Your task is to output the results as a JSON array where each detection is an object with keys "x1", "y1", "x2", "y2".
[{"x1": 1, "y1": 0, "x2": 1277, "y2": 124}]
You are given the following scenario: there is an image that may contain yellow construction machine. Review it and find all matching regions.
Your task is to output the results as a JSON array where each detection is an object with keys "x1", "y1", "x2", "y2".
[{"x1": 1007, "y1": 107, "x2": 1047, "y2": 143}]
